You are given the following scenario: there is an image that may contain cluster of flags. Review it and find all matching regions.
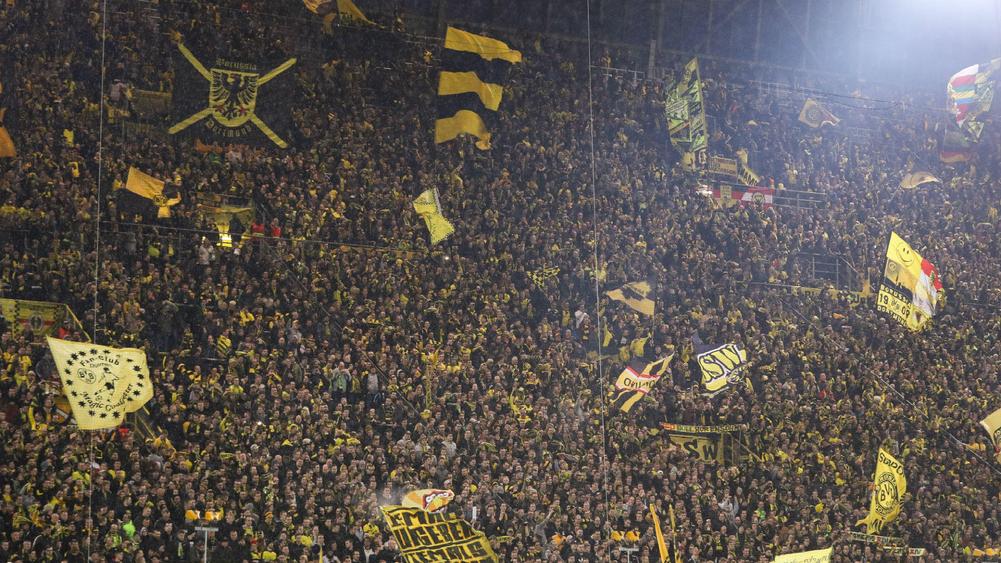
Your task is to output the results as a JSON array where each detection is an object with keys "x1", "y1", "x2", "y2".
[
  {"x1": 435, "y1": 26, "x2": 522, "y2": 150},
  {"x1": 411, "y1": 27, "x2": 521, "y2": 246},
  {"x1": 876, "y1": 232, "x2": 943, "y2": 331}
]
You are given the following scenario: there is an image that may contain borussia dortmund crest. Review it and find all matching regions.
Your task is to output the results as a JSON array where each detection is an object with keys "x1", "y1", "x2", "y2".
[
  {"x1": 210, "y1": 69, "x2": 259, "y2": 127},
  {"x1": 170, "y1": 44, "x2": 296, "y2": 148}
]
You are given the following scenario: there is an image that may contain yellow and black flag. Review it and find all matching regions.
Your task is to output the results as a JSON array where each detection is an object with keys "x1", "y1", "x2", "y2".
[
  {"x1": 612, "y1": 354, "x2": 673, "y2": 413},
  {"x1": 118, "y1": 167, "x2": 182, "y2": 220},
  {"x1": 169, "y1": 43, "x2": 297, "y2": 148},
  {"x1": 303, "y1": 0, "x2": 374, "y2": 25},
  {"x1": 436, "y1": 27, "x2": 521, "y2": 150},
  {"x1": 856, "y1": 448, "x2": 906, "y2": 534},
  {"x1": 46, "y1": 337, "x2": 153, "y2": 430},
  {"x1": 413, "y1": 188, "x2": 455, "y2": 245},
  {"x1": 606, "y1": 280, "x2": 656, "y2": 316},
  {"x1": 0, "y1": 58, "x2": 16, "y2": 158}
]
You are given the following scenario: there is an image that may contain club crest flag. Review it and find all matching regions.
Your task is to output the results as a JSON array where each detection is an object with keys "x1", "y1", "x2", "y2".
[
  {"x1": 798, "y1": 99, "x2": 840, "y2": 128},
  {"x1": 125, "y1": 167, "x2": 181, "y2": 218},
  {"x1": 381, "y1": 505, "x2": 498, "y2": 562},
  {"x1": 877, "y1": 232, "x2": 943, "y2": 331},
  {"x1": 980, "y1": 407, "x2": 1001, "y2": 460},
  {"x1": 401, "y1": 489, "x2": 455, "y2": 513},
  {"x1": 693, "y1": 333, "x2": 749, "y2": 396},
  {"x1": 606, "y1": 280, "x2": 656, "y2": 316},
  {"x1": 856, "y1": 448, "x2": 906, "y2": 534},
  {"x1": 170, "y1": 43, "x2": 297, "y2": 148},
  {"x1": 612, "y1": 354, "x2": 673, "y2": 413},
  {"x1": 773, "y1": 547, "x2": 833, "y2": 563},
  {"x1": 46, "y1": 337, "x2": 152, "y2": 430},
  {"x1": 413, "y1": 188, "x2": 455, "y2": 245}
]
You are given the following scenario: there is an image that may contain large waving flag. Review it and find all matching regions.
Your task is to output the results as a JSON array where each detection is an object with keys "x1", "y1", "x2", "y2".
[
  {"x1": 435, "y1": 27, "x2": 521, "y2": 150},
  {"x1": 877, "y1": 232, "x2": 943, "y2": 331},
  {"x1": 856, "y1": 448, "x2": 906, "y2": 534},
  {"x1": 948, "y1": 59, "x2": 1001, "y2": 139},
  {"x1": 412, "y1": 188, "x2": 455, "y2": 245},
  {"x1": 611, "y1": 354, "x2": 673, "y2": 413},
  {"x1": 46, "y1": 337, "x2": 152, "y2": 430}
]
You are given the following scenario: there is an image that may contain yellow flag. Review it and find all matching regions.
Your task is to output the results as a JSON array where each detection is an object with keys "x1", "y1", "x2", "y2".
[
  {"x1": 773, "y1": 547, "x2": 833, "y2": 563},
  {"x1": 649, "y1": 504, "x2": 668, "y2": 562},
  {"x1": 46, "y1": 337, "x2": 152, "y2": 430},
  {"x1": 125, "y1": 167, "x2": 181, "y2": 218},
  {"x1": 856, "y1": 448, "x2": 906, "y2": 534},
  {"x1": 980, "y1": 407, "x2": 1001, "y2": 461},
  {"x1": 63, "y1": 129, "x2": 74, "y2": 146},
  {"x1": 0, "y1": 125, "x2": 14, "y2": 158},
  {"x1": 302, "y1": 0, "x2": 334, "y2": 14},
  {"x1": 401, "y1": 489, "x2": 455, "y2": 512},
  {"x1": 336, "y1": 0, "x2": 373, "y2": 24},
  {"x1": 606, "y1": 280, "x2": 656, "y2": 316},
  {"x1": 412, "y1": 188, "x2": 455, "y2": 245}
]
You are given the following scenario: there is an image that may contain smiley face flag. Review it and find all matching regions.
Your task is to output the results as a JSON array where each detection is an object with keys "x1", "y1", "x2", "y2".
[{"x1": 46, "y1": 337, "x2": 152, "y2": 430}]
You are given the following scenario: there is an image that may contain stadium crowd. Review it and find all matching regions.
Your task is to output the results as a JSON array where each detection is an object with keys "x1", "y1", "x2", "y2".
[{"x1": 2, "y1": 0, "x2": 1001, "y2": 561}]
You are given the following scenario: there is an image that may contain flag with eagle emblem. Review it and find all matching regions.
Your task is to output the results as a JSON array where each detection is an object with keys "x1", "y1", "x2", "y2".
[
  {"x1": 170, "y1": 44, "x2": 297, "y2": 148},
  {"x1": 46, "y1": 337, "x2": 152, "y2": 430}
]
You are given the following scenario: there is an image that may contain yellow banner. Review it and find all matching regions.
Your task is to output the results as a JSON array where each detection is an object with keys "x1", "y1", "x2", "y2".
[
  {"x1": 380, "y1": 506, "x2": 497, "y2": 562},
  {"x1": 696, "y1": 342, "x2": 748, "y2": 395},
  {"x1": 668, "y1": 433, "x2": 722, "y2": 462},
  {"x1": 980, "y1": 407, "x2": 1001, "y2": 461},
  {"x1": 0, "y1": 298, "x2": 68, "y2": 336},
  {"x1": 46, "y1": 337, "x2": 152, "y2": 430},
  {"x1": 773, "y1": 547, "x2": 832, "y2": 563},
  {"x1": 857, "y1": 448, "x2": 906, "y2": 534}
]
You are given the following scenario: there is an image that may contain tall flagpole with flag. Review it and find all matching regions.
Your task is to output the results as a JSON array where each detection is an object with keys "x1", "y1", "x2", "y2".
[{"x1": 649, "y1": 503, "x2": 669, "y2": 562}]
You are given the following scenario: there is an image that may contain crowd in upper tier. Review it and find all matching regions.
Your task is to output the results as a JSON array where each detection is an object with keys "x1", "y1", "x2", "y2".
[{"x1": 1, "y1": 1, "x2": 1001, "y2": 561}]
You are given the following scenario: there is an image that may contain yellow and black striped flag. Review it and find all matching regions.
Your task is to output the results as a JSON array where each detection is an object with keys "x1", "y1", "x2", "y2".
[
  {"x1": 611, "y1": 354, "x2": 673, "y2": 413},
  {"x1": 435, "y1": 27, "x2": 521, "y2": 150}
]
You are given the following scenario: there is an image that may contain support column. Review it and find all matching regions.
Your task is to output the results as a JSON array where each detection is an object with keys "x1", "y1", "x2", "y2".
[{"x1": 801, "y1": 0, "x2": 811, "y2": 69}]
